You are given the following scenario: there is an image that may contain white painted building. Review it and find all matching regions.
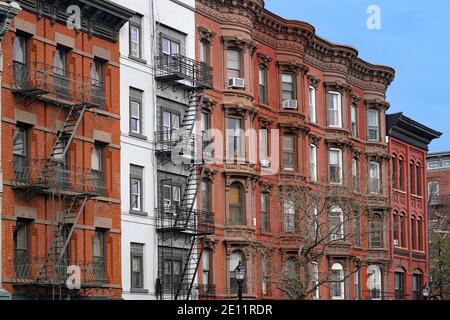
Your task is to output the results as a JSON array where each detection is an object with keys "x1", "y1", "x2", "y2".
[{"x1": 110, "y1": 0, "x2": 157, "y2": 300}]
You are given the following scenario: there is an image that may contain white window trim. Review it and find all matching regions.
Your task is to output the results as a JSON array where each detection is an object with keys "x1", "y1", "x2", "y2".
[
  {"x1": 329, "y1": 148, "x2": 343, "y2": 185},
  {"x1": 327, "y1": 91, "x2": 342, "y2": 128},
  {"x1": 310, "y1": 144, "x2": 318, "y2": 182},
  {"x1": 309, "y1": 86, "x2": 316, "y2": 123},
  {"x1": 369, "y1": 161, "x2": 381, "y2": 194},
  {"x1": 331, "y1": 263, "x2": 345, "y2": 300}
]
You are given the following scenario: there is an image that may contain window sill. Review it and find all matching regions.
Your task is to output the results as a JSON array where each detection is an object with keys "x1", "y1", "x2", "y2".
[
  {"x1": 129, "y1": 132, "x2": 148, "y2": 140},
  {"x1": 393, "y1": 189, "x2": 407, "y2": 195},
  {"x1": 128, "y1": 55, "x2": 148, "y2": 65},
  {"x1": 130, "y1": 288, "x2": 149, "y2": 294},
  {"x1": 129, "y1": 210, "x2": 148, "y2": 217}
]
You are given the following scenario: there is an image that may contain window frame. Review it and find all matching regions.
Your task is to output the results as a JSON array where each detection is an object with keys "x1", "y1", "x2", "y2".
[
  {"x1": 309, "y1": 85, "x2": 317, "y2": 123},
  {"x1": 283, "y1": 134, "x2": 296, "y2": 171},
  {"x1": 281, "y1": 73, "x2": 296, "y2": 102},
  {"x1": 261, "y1": 192, "x2": 269, "y2": 232},
  {"x1": 130, "y1": 243, "x2": 144, "y2": 290},
  {"x1": 329, "y1": 148, "x2": 343, "y2": 185},
  {"x1": 229, "y1": 183, "x2": 245, "y2": 225},
  {"x1": 129, "y1": 88, "x2": 144, "y2": 137},
  {"x1": 326, "y1": 91, "x2": 342, "y2": 128},
  {"x1": 369, "y1": 214, "x2": 383, "y2": 248},
  {"x1": 130, "y1": 165, "x2": 144, "y2": 214},
  {"x1": 259, "y1": 64, "x2": 268, "y2": 104},
  {"x1": 226, "y1": 117, "x2": 244, "y2": 159},
  {"x1": 310, "y1": 144, "x2": 318, "y2": 182},
  {"x1": 226, "y1": 48, "x2": 242, "y2": 80},
  {"x1": 351, "y1": 104, "x2": 358, "y2": 138},
  {"x1": 369, "y1": 161, "x2": 381, "y2": 194},
  {"x1": 283, "y1": 200, "x2": 296, "y2": 233},
  {"x1": 330, "y1": 263, "x2": 345, "y2": 300},
  {"x1": 367, "y1": 109, "x2": 380, "y2": 141},
  {"x1": 129, "y1": 15, "x2": 143, "y2": 59}
]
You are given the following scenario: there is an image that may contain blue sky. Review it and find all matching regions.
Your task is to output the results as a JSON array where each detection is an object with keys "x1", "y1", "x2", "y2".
[{"x1": 265, "y1": 0, "x2": 449, "y2": 152}]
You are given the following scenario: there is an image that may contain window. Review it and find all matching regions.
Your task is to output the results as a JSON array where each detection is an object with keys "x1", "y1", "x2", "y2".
[
  {"x1": 369, "y1": 214, "x2": 383, "y2": 248},
  {"x1": 93, "y1": 230, "x2": 105, "y2": 273},
  {"x1": 392, "y1": 157, "x2": 398, "y2": 189},
  {"x1": 417, "y1": 218, "x2": 424, "y2": 251},
  {"x1": 394, "y1": 272, "x2": 405, "y2": 300},
  {"x1": 283, "y1": 135, "x2": 295, "y2": 171},
  {"x1": 91, "y1": 144, "x2": 105, "y2": 194},
  {"x1": 90, "y1": 59, "x2": 105, "y2": 107},
  {"x1": 259, "y1": 65, "x2": 267, "y2": 104},
  {"x1": 227, "y1": 118, "x2": 244, "y2": 158},
  {"x1": 309, "y1": 86, "x2": 316, "y2": 123},
  {"x1": 351, "y1": 104, "x2": 358, "y2": 137},
  {"x1": 353, "y1": 213, "x2": 361, "y2": 247},
  {"x1": 367, "y1": 109, "x2": 379, "y2": 141},
  {"x1": 13, "y1": 126, "x2": 28, "y2": 182},
  {"x1": 262, "y1": 257, "x2": 269, "y2": 296},
  {"x1": 130, "y1": 88, "x2": 143, "y2": 135},
  {"x1": 163, "y1": 184, "x2": 181, "y2": 211},
  {"x1": 227, "y1": 49, "x2": 241, "y2": 79},
  {"x1": 354, "y1": 268, "x2": 360, "y2": 300},
  {"x1": 229, "y1": 183, "x2": 244, "y2": 225},
  {"x1": 428, "y1": 181, "x2": 440, "y2": 204},
  {"x1": 410, "y1": 162, "x2": 415, "y2": 194},
  {"x1": 283, "y1": 200, "x2": 296, "y2": 233},
  {"x1": 201, "y1": 112, "x2": 210, "y2": 135},
  {"x1": 201, "y1": 180, "x2": 211, "y2": 212},
  {"x1": 416, "y1": 165, "x2": 422, "y2": 196},
  {"x1": 202, "y1": 249, "x2": 212, "y2": 293},
  {"x1": 53, "y1": 47, "x2": 69, "y2": 96},
  {"x1": 327, "y1": 92, "x2": 342, "y2": 127},
  {"x1": 369, "y1": 162, "x2": 381, "y2": 194},
  {"x1": 428, "y1": 161, "x2": 440, "y2": 170},
  {"x1": 310, "y1": 144, "x2": 317, "y2": 182},
  {"x1": 13, "y1": 34, "x2": 27, "y2": 88},
  {"x1": 312, "y1": 261, "x2": 319, "y2": 299},
  {"x1": 14, "y1": 220, "x2": 29, "y2": 277},
  {"x1": 230, "y1": 251, "x2": 244, "y2": 293},
  {"x1": 352, "y1": 158, "x2": 359, "y2": 192},
  {"x1": 400, "y1": 215, "x2": 406, "y2": 247},
  {"x1": 261, "y1": 193, "x2": 269, "y2": 232},
  {"x1": 259, "y1": 128, "x2": 269, "y2": 164},
  {"x1": 162, "y1": 37, "x2": 180, "y2": 64},
  {"x1": 412, "y1": 273, "x2": 422, "y2": 300},
  {"x1": 329, "y1": 207, "x2": 344, "y2": 241},
  {"x1": 129, "y1": 15, "x2": 142, "y2": 58},
  {"x1": 330, "y1": 263, "x2": 344, "y2": 300},
  {"x1": 393, "y1": 213, "x2": 399, "y2": 246},
  {"x1": 411, "y1": 217, "x2": 417, "y2": 250},
  {"x1": 329, "y1": 149, "x2": 342, "y2": 184},
  {"x1": 159, "y1": 247, "x2": 186, "y2": 293},
  {"x1": 130, "y1": 165, "x2": 143, "y2": 213},
  {"x1": 281, "y1": 73, "x2": 295, "y2": 101},
  {"x1": 131, "y1": 243, "x2": 144, "y2": 289},
  {"x1": 200, "y1": 40, "x2": 210, "y2": 65},
  {"x1": 162, "y1": 110, "x2": 180, "y2": 142},
  {"x1": 285, "y1": 258, "x2": 298, "y2": 281},
  {"x1": 399, "y1": 158, "x2": 405, "y2": 191},
  {"x1": 367, "y1": 265, "x2": 382, "y2": 300}
]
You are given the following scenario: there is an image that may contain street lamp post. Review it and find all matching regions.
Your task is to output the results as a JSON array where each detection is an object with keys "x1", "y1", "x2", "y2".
[
  {"x1": 234, "y1": 261, "x2": 245, "y2": 301},
  {"x1": 422, "y1": 283, "x2": 430, "y2": 301}
]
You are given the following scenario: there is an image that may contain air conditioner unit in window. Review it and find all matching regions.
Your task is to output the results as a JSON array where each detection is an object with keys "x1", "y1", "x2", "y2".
[
  {"x1": 260, "y1": 159, "x2": 271, "y2": 168},
  {"x1": 228, "y1": 77, "x2": 245, "y2": 89},
  {"x1": 282, "y1": 99, "x2": 298, "y2": 109},
  {"x1": 394, "y1": 239, "x2": 399, "y2": 246}
]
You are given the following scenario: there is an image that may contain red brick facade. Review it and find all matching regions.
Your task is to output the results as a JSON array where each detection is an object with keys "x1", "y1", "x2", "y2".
[
  {"x1": 195, "y1": 0, "x2": 439, "y2": 300},
  {"x1": 1, "y1": 3, "x2": 132, "y2": 299}
]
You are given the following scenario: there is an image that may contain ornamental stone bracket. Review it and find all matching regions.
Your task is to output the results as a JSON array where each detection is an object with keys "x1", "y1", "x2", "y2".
[
  {"x1": 351, "y1": 93, "x2": 362, "y2": 105},
  {"x1": 308, "y1": 132, "x2": 323, "y2": 146},
  {"x1": 256, "y1": 51, "x2": 273, "y2": 68},
  {"x1": 277, "y1": 60, "x2": 309, "y2": 75},
  {"x1": 198, "y1": 25, "x2": 216, "y2": 43},
  {"x1": 0, "y1": 2, "x2": 21, "y2": 39},
  {"x1": 323, "y1": 80, "x2": 352, "y2": 94},
  {"x1": 201, "y1": 96, "x2": 218, "y2": 113},
  {"x1": 325, "y1": 137, "x2": 354, "y2": 150},
  {"x1": 307, "y1": 74, "x2": 321, "y2": 89},
  {"x1": 258, "y1": 116, "x2": 274, "y2": 129}
]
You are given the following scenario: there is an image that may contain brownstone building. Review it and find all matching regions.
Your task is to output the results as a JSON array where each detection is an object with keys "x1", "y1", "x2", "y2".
[
  {"x1": 1, "y1": 0, "x2": 133, "y2": 299},
  {"x1": 194, "y1": 0, "x2": 440, "y2": 300}
]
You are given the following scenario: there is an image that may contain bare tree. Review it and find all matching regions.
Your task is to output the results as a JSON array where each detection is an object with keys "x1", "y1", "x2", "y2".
[{"x1": 248, "y1": 174, "x2": 389, "y2": 300}]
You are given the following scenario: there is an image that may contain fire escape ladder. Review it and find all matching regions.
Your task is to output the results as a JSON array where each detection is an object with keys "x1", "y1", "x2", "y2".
[
  {"x1": 50, "y1": 105, "x2": 87, "y2": 161},
  {"x1": 176, "y1": 165, "x2": 205, "y2": 229},
  {"x1": 182, "y1": 90, "x2": 205, "y2": 135},
  {"x1": 174, "y1": 236, "x2": 204, "y2": 300}
]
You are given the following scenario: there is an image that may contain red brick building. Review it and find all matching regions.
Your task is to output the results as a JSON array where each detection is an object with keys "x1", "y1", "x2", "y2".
[
  {"x1": 1, "y1": 0, "x2": 132, "y2": 299},
  {"x1": 386, "y1": 113, "x2": 441, "y2": 300},
  {"x1": 195, "y1": 0, "x2": 396, "y2": 300}
]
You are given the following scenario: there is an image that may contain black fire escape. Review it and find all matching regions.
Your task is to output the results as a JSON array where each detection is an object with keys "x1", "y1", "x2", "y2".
[
  {"x1": 9, "y1": 61, "x2": 108, "y2": 297},
  {"x1": 154, "y1": 54, "x2": 215, "y2": 300}
]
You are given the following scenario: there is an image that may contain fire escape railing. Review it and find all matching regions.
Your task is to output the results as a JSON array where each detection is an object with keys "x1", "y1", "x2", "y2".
[
  {"x1": 156, "y1": 206, "x2": 215, "y2": 235},
  {"x1": 11, "y1": 61, "x2": 105, "y2": 108},
  {"x1": 11, "y1": 158, "x2": 107, "y2": 197},
  {"x1": 154, "y1": 54, "x2": 213, "y2": 89}
]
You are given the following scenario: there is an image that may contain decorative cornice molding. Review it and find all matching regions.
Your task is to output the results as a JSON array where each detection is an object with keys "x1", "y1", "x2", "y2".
[
  {"x1": 364, "y1": 99, "x2": 390, "y2": 111},
  {"x1": 222, "y1": 35, "x2": 257, "y2": 53},
  {"x1": 324, "y1": 81, "x2": 352, "y2": 94},
  {"x1": 0, "y1": 2, "x2": 21, "y2": 39},
  {"x1": 277, "y1": 60, "x2": 309, "y2": 75}
]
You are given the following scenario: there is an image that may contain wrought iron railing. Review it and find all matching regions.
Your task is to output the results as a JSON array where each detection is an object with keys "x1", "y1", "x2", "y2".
[
  {"x1": 11, "y1": 256, "x2": 108, "y2": 288},
  {"x1": 156, "y1": 206, "x2": 215, "y2": 235},
  {"x1": 11, "y1": 159, "x2": 107, "y2": 197},
  {"x1": 11, "y1": 61, "x2": 105, "y2": 108},
  {"x1": 154, "y1": 54, "x2": 213, "y2": 89}
]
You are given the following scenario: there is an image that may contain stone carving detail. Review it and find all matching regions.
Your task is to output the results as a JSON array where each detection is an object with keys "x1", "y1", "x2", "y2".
[
  {"x1": 198, "y1": 26, "x2": 216, "y2": 43},
  {"x1": 256, "y1": 51, "x2": 273, "y2": 67},
  {"x1": 307, "y1": 75, "x2": 321, "y2": 89}
]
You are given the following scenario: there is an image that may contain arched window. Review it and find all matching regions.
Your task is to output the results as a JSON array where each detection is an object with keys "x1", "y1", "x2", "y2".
[
  {"x1": 400, "y1": 213, "x2": 406, "y2": 247},
  {"x1": 369, "y1": 214, "x2": 383, "y2": 248},
  {"x1": 330, "y1": 263, "x2": 344, "y2": 299},
  {"x1": 229, "y1": 251, "x2": 245, "y2": 293},
  {"x1": 411, "y1": 216, "x2": 417, "y2": 250},
  {"x1": 412, "y1": 270, "x2": 423, "y2": 300},
  {"x1": 284, "y1": 257, "x2": 299, "y2": 281},
  {"x1": 417, "y1": 217, "x2": 424, "y2": 251},
  {"x1": 394, "y1": 268, "x2": 405, "y2": 300},
  {"x1": 367, "y1": 265, "x2": 382, "y2": 300},
  {"x1": 229, "y1": 183, "x2": 244, "y2": 225}
]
